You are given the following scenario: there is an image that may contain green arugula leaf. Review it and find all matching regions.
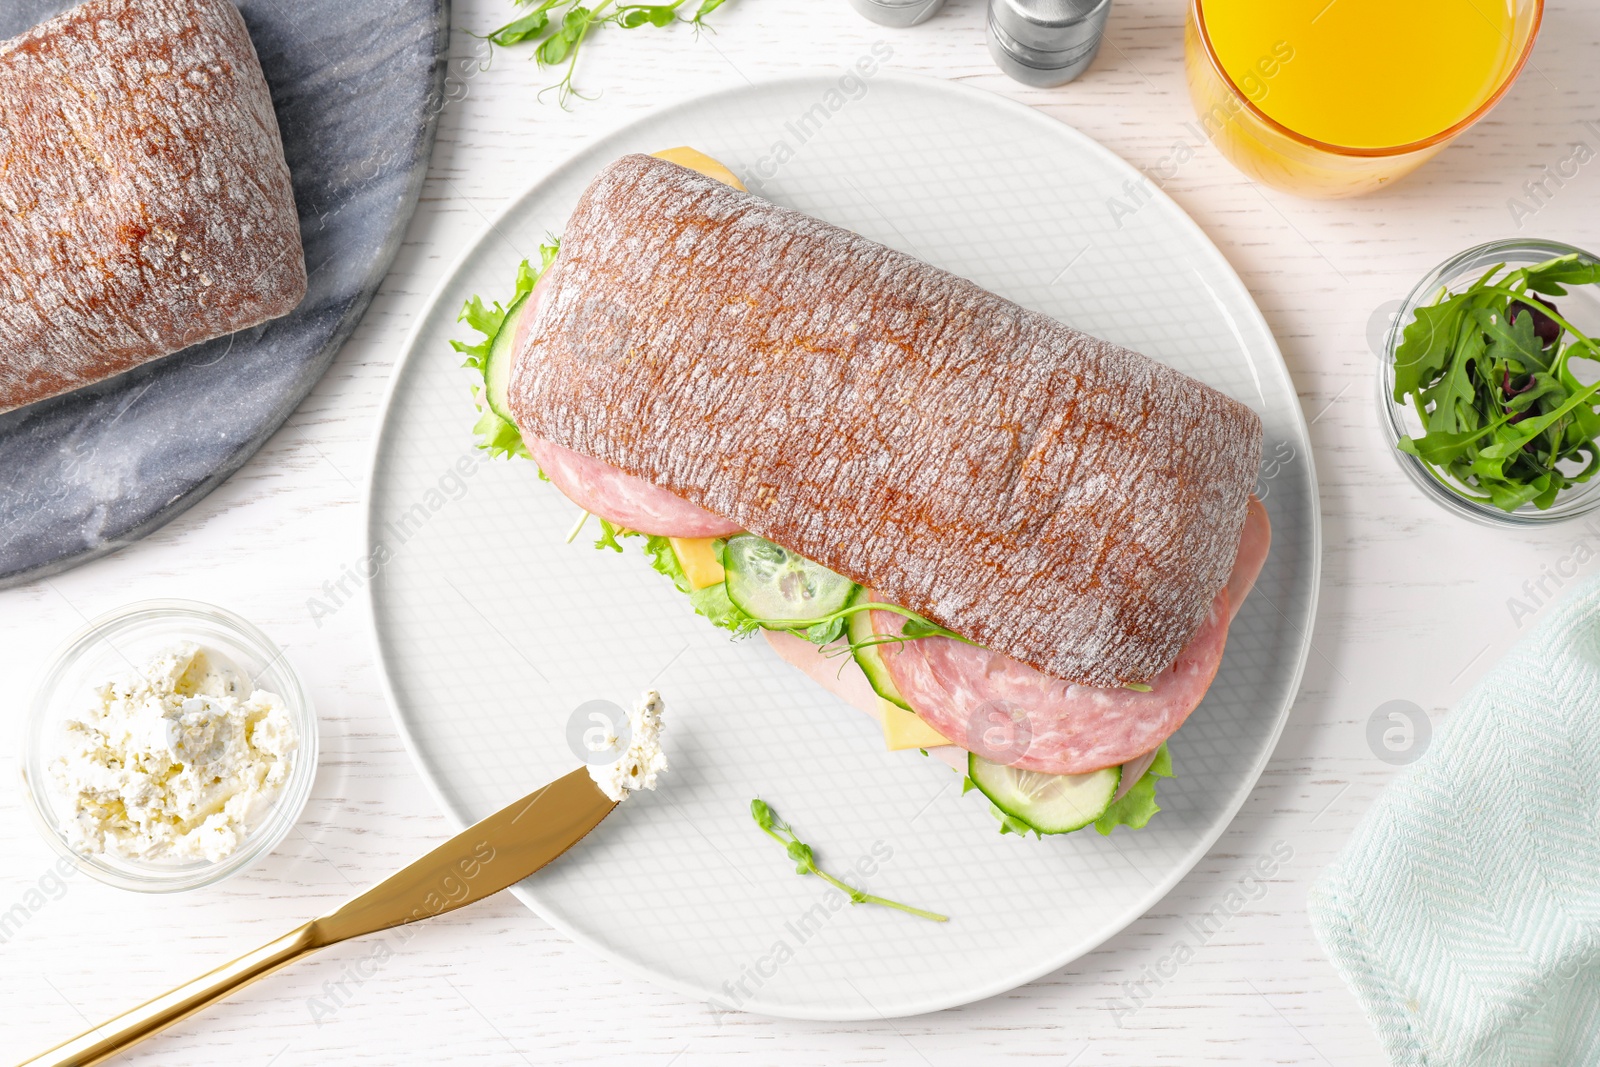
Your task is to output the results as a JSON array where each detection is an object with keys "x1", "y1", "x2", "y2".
[
  {"x1": 1095, "y1": 744, "x2": 1173, "y2": 835},
  {"x1": 1479, "y1": 304, "x2": 1547, "y2": 372},
  {"x1": 1397, "y1": 422, "x2": 1506, "y2": 465},
  {"x1": 1522, "y1": 253, "x2": 1600, "y2": 296},
  {"x1": 1423, "y1": 319, "x2": 1484, "y2": 434},
  {"x1": 1392, "y1": 294, "x2": 1468, "y2": 401},
  {"x1": 1391, "y1": 255, "x2": 1600, "y2": 512}
]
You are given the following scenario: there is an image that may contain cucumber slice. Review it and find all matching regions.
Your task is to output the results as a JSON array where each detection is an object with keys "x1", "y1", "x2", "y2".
[
  {"x1": 847, "y1": 588, "x2": 911, "y2": 710},
  {"x1": 483, "y1": 292, "x2": 530, "y2": 423},
  {"x1": 723, "y1": 535, "x2": 857, "y2": 623},
  {"x1": 967, "y1": 753, "x2": 1121, "y2": 835}
]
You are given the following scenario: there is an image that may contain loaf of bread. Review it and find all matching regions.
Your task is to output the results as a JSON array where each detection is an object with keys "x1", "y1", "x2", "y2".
[
  {"x1": 509, "y1": 154, "x2": 1265, "y2": 688},
  {"x1": 0, "y1": 0, "x2": 305, "y2": 413}
]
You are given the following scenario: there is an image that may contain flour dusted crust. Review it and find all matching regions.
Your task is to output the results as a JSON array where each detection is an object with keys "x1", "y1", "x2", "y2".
[
  {"x1": 0, "y1": 0, "x2": 304, "y2": 413},
  {"x1": 510, "y1": 154, "x2": 1264, "y2": 687}
]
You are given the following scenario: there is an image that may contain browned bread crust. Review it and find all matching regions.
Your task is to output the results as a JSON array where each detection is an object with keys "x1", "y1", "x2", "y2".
[
  {"x1": 0, "y1": 0, "x2": 304, "y2": 413},
  {"x1": 510, "y1": 154, "x2": 1264, "y2": 687}
]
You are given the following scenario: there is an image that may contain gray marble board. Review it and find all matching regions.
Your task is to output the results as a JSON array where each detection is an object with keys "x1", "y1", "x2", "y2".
[{"x1": 0, "y1": 0, "x2": 449, "y2": 587}]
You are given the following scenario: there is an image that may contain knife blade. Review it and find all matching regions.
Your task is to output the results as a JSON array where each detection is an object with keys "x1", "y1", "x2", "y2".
[
  {"x1": 316, "y1": 765, "x2": 618, "y2": 943},
  {"x1": 21, "y1": 766, "x2": 619, "y2": 1067}
]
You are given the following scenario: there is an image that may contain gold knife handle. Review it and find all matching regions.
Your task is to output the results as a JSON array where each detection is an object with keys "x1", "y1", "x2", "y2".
[
  {"x1": 17, "y1": 922, "x2": 323, "y2": 1067},
  {"x1": 17, "y1": 768, "x2": 617, "y2": 1066}
]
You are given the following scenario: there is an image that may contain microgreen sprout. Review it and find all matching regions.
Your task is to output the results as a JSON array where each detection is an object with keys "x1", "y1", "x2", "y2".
[
  {"x1": 481, "y1": 0, "x2": 738, "y2": 108},
  {"x1": 749, "y1": 799, "x2": 948, "y2": 922}
]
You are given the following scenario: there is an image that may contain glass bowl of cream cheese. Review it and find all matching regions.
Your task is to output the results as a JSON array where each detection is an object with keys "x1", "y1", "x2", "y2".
[{"x1": 19, "y1": 600, "x2": 319, "y2": 892}]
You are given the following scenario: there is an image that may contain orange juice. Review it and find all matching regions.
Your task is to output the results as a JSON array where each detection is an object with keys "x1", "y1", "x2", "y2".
[
  {"x1": 1186, "y1": 0, "x2": 1542, "y2": 196},
  {"x1": 1200, "y1": 0, "x2": 1517, "y2": 149}
]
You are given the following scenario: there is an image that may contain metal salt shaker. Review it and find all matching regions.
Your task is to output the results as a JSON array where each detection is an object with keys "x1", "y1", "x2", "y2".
[
  {"x1": 845, "y1": 0, "x2": 948, "y2": 29},
  {"x1": 987, "y1": 0, "x2": 1114, "y2": 87}
]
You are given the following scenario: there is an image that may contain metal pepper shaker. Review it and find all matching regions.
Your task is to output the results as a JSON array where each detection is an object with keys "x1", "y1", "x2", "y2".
[
  {"x1": 846, "y1": 0, "x2": 948, "y2": 29},
  {"x1": 987, "y1": 0, "x2": 1113, "y2": 87}
]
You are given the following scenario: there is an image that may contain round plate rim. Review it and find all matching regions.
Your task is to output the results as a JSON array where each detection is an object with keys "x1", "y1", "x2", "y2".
[{"x1": 363, "y1": 69, "x2": 1323, "y2": 1020}]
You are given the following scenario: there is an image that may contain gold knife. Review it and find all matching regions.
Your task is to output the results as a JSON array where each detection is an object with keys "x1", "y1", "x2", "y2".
[{"x1": 20, "y1": 766, "x2": 618, "y2": 1067}]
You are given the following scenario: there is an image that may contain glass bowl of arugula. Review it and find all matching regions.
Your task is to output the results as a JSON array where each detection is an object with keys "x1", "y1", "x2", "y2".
[{"x1": 1381, "y1": 239, "x2": 1600, "y2": 524}]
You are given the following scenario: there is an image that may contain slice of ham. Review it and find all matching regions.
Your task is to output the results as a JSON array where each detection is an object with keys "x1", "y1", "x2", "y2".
[
  {"x1": 529, "y1": 438, "x2": 742, "y2": 537},
  {"x1": 762, "y1": 630, "x2": 966, "y2": 771},
  {"x1": 1225, "y1": 495, "x2": 1271, "y2": 616},
  {"x1": 514, "y1": 263, "x2": 741, "y2": 538}
]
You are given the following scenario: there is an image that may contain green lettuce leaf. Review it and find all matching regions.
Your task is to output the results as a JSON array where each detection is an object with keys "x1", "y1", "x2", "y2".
[
  {"x1": 639, "y1": 536, "x2": 758, "y2": 636},
  {"x1": 688, "y1": 582, "x2": 759, "y2": 637},
  {"x1": 642, "y1": 535, "x2": 692, "y2": 594},
  {"x1": 959, "y1": 776, "x2": 1039, "y2": 838},
  {"x1": 594, "y1": 518, "x2": 630, "y2": 553},
  {"x1": 1095, "y1": 744, "x2": 1173, "y2": 835},
  {"x1": 452, "y1": 241, "x2": 559, "y2": 460}
]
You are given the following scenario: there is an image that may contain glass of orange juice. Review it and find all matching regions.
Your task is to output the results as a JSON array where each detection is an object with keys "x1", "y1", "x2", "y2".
[{"x1": 1185, "y1": 0, "x2": 1543, "y2": 198}]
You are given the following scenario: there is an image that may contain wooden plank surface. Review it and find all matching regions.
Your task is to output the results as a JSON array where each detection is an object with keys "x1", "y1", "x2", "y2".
[{"x1": 4, "y1": 0, "x2": 1599, "y2": 1061}]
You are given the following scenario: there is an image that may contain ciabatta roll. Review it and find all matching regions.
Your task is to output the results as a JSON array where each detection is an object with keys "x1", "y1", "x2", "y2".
[
  {"x1": 0, "y1": 0, "x2": 305, "y2": 413},
  {"x1": 508, "y1": 154, "x2": 1263, "y2": 688}
]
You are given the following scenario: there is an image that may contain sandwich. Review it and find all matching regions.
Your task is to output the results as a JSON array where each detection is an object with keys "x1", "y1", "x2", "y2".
[
  {"x1": 455, "y1": 149, "x2": 1270, "y2": 838},
  {"x1": 0, "y1": 0, "x2": 305, "y2": 414}
]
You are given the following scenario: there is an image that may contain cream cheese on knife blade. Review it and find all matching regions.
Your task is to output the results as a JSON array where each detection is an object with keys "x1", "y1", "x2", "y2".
[{"x1": 588, "y1": 690, "x2": 669, "y2": 802}]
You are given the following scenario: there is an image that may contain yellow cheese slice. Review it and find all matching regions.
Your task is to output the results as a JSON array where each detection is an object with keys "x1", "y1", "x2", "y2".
[
  {"x1": 881, "y1": 697, "x2": 951, "y2": 751},
  {"x1": 668, "y1": 536, "x2": 726, "y2": 590},
  {"x1": 650, "y1": 146, "x2": 747, "y2": 190}
]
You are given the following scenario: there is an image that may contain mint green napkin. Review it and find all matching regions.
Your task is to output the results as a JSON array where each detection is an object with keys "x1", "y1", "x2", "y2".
[{"x1": 1309, "y1": 573, "x2": 1600, "y2": 1066}]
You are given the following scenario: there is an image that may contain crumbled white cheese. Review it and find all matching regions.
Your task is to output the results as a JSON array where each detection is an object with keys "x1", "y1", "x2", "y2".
[
  {"x1": 589, "y1": 690, "x2": 668, "y2": 802},
  {"x1": 51, "y1": 643, "x2": 298, "y2": 864}
]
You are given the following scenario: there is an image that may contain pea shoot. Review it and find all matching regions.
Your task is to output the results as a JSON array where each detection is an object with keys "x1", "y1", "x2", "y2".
[
  {"x1": 749, "y1": 799, "x2": 948, "y2": 923},
  {"x1": 481, "y1": 0, "x2": 734, "y2": 108}
]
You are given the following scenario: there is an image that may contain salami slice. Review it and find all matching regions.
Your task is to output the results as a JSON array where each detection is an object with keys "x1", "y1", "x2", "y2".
[
  {"x1": 528, "y1": 438, "x2": 741, "y2": 538},
  {"x1": 765, "y1": 500, "x2": 1269, "y2": 782},
  {"x1": 876, "y1": 594, "x2": 1230, "y2": 775}
]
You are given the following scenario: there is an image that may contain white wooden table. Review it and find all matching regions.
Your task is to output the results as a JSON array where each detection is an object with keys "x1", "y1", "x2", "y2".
[{"x1": 5, "y1": 0, "x2": 1599, "y2": 1062}]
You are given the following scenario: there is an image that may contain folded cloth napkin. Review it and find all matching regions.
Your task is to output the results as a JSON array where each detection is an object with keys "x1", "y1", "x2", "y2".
[{"x1": 1310, "y1": 573, "x2": 1600, "y2": 1066}]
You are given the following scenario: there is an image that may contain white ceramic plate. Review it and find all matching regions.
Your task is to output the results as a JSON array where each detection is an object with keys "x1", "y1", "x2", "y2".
[{"x1": 366, "y1": 73, "x2": 1319, "y2": 1020}]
